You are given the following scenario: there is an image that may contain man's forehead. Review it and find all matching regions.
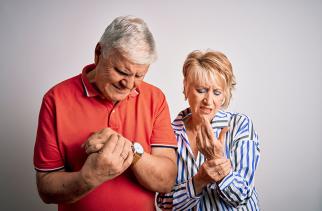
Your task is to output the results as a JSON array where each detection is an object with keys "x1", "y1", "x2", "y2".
[{"x1": 111, "y1": 56, "x2": 149, "y2": 74}]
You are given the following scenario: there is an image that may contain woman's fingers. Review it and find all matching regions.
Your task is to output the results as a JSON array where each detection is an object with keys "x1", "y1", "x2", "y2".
[
  {"x1": 218, "y1": 127, "x2": 229, "y2": 145},
  {"x1": 204, "y1": 158, "x2": 232, "y2": 181},
  {"x1": 196, "y1": 129, "x2": 203, "y2": 151},
  {"x1": 203, "y1": 118, "x2": 215, "y2": 141}
]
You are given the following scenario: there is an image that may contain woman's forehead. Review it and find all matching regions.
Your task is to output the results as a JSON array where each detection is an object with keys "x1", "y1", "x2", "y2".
[{"x1": 188, "y1": 71, "x2": 225, "y2": 89}]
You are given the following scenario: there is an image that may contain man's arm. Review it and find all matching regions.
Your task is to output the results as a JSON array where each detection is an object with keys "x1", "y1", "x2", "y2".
[
  {"x1": 36, "y1": 170, "x2": 92, "y2": 204},
  {"x1": 36, "y1": 130, "x2": 133, "y2": 204},
  {"x1": 131, "y1": 147, "x2": 177, "y2": 193}
]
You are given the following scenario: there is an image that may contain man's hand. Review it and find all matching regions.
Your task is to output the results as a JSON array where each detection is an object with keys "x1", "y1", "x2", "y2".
[
  {"x1": 80, "y1": 128, "x2": 134, "y2": 187},
  {"x1": 82, "y1": 128, "x2": 177, "y2": 193}
]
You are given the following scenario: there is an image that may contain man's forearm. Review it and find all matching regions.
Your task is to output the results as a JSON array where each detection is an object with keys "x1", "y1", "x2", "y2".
[
  {"x1": 36, "y1": 171, "x2": 93, "y2": 204},
  {"x1": 131, "y1": 151, "x2": 177, "y2": 193}
]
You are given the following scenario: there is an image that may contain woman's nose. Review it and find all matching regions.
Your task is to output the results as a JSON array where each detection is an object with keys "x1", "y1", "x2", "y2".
[
  {"x1": 203, "y1": 93, "x2": 213, "y2": 104},
  {"x1": 202, "y1": 97, "x2": 210, "y2": 104}
]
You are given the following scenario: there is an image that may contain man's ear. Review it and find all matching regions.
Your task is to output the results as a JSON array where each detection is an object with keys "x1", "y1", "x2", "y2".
[{"x1": 94, "y1": 43, "x2": 101, "y2": 65}]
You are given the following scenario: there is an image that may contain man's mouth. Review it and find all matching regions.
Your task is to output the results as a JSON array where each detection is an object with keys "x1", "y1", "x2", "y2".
[{"x1": 112, "y1": 84, "x2": 129, "y2": 94}]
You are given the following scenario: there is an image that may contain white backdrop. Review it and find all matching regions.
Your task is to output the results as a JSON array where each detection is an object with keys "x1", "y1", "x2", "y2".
[{"x1": 1, "y1": 0, "x2": 321, "y2": 210}]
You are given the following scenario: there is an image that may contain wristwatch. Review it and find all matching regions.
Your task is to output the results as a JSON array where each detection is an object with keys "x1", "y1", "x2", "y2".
[{"x1": 131, "y1": 142, "x2": 144, "y2": 165}]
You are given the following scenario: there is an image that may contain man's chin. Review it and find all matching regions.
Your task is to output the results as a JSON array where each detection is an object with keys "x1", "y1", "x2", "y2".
[{"x1": 108, "y1": 93, "x2": 130, "y2": 102}]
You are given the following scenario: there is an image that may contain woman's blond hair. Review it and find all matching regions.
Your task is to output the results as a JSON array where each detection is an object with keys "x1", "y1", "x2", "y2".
[{"x1": 183, "y1": 50, "x2": 236, "y2": 108}]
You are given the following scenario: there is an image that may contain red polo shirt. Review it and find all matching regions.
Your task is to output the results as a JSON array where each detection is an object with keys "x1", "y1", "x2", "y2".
[{"x1": 34, "y1": 64, "x2": 177, "y2": 211}]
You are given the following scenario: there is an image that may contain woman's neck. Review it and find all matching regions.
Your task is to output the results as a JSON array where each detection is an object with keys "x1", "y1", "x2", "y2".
[{"x1": 184, "y1": 115, "x2": 202, "y2": 133}]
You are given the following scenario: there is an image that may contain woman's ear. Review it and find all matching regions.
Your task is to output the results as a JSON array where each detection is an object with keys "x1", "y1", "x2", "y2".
[{"x1": 183, "y1": 79, "x2": 188, "y2": 100}]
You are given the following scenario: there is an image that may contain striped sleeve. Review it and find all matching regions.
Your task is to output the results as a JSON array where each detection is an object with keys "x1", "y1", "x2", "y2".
[
  {"x1": 216, "y1": 114, "x2": 260, "y2": 208},
  {"x1": 157, "y1": 178, "x2": 202, "y2": 210},
  {"x1": 156, "y1": 191, "x2": 174, "y2": 210}
]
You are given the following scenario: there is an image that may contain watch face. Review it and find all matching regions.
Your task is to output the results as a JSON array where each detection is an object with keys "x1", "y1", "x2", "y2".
[{"x1": 133, "y1": 142, "x2": 144, "y2": 154}]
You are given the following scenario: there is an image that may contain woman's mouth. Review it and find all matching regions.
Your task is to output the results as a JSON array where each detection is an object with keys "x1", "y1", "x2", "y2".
[{"x1": 200, "y1": 106, "x2": 212, "y2": 114}]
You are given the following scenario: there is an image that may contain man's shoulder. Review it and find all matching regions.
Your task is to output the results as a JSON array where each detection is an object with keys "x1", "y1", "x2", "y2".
[
  {"x1": 135, "y1": 82, "x2": 169, "y2": 110},
  {"x1": 139, "y1": 81, "x2": 164, "y2": 97},
  {"x1": 43, "y1": 74, "x2": 82, "y2": 100}
]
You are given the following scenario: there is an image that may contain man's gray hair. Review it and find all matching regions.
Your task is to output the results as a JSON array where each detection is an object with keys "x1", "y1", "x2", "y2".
[{"x1": 99, "y1": 16, "x2": 157, "y2": 64}]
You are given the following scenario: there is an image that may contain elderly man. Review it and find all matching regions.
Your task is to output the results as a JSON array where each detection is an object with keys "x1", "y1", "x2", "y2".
[{"x1": 34, "y1": 16, "x2": 177, "y2": 211}]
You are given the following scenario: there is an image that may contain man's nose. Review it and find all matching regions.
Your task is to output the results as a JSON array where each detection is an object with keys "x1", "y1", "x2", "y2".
[{"x1": 120, "y1": 76, "x2": 135, "y2": 89}]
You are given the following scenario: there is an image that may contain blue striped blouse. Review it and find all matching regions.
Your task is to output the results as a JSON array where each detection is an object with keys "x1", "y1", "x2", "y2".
[{"x1": 157, "y1": 108, "x2": 261, "y2": 211}]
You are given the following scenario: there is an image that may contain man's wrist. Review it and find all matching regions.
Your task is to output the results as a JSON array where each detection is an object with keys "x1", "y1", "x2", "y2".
[
  {"x1": 131, "y1": 142, "x2": 144, "y2": 166},
  {"x1": 79, "y1": 169, "x2": 99, "y2": 190}
]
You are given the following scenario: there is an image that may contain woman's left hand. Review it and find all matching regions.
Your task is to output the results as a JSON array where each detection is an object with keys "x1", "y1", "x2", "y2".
[{"x1": 196, "y1": 117, "x2": 228, "y2": 160}]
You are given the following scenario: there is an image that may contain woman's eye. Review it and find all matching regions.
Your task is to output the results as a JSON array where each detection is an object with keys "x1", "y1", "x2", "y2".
[
  {"x1": 135, "y1": 74, "x2": 144, "y2": 79},
  {"x1": 213, "y1": 90, "x2": 222, "y2": 96},
  {"x1": 196, "y1": 88, "x2": 207, "y2": 93}
]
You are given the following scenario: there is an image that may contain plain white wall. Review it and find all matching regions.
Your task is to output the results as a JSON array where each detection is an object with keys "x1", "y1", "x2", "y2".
[{"x1": 1, "y1": 0, "x2": 321, "y2": 210}]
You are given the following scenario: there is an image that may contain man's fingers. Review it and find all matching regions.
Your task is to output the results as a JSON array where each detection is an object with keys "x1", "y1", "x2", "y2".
[
  {"x1": 218, "y1": 127, "x2": 229, "y2": 144},
  {"x1": 100, "y1": 134, "x2": 119, "y2": 154},
  {"x1": 85, "y1": 143, "x2": 104, "y2": 154},
  {"x1": 112, "y1": 135, "x2": 124, "y2": 154},
  {"x1": 122, "y1": 150, "x2": 133, "y2": 167},
  {"x1": 83, "y1": 128, "x2": 115, "y2": 148}
]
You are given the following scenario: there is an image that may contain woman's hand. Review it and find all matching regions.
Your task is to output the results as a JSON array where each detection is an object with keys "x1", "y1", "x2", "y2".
[
  {"x1": 193, "y1": 158, "x2": 231, "y2": 193},
  {"x1": 196, "y1": 117, "x2": 228, "y2": 160}
]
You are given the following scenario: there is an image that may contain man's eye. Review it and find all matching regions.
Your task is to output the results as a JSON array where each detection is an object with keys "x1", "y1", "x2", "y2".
[
  {"x1": 196, "y1": 88, "x2": 207, "y2": 93},
  {"x1": 114, "y1": 67, "x2": 129, "y2": 76}
]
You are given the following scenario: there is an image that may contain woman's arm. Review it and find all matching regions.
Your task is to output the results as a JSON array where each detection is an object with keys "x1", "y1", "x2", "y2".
[
  {"x1": 215, "y1": 114, "x2": 260, "y2": 207},
  {"x1": 157, "y1": 177, "x2": 202, "y2": 211}
]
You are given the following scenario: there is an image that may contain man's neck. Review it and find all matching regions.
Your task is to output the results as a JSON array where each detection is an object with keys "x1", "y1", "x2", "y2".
[{"x1": 86, "y1": 68, "x2": 96, "y2": 83}]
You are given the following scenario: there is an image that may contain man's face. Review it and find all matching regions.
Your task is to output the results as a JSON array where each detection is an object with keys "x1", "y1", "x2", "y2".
[{"x1": 95, "y1": 50, "x2": 149, "y2": 102}]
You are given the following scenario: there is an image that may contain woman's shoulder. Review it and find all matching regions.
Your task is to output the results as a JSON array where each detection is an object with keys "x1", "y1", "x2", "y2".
[
  {"x1": 224, "y1": 110, "x2": 259, "y2": 141},
  {"x1": 223, "y1": 110, "x2": 254, "y2": 123},
  {"x1": 171, "y1": 108, "x2": 191, "y2": 133}
]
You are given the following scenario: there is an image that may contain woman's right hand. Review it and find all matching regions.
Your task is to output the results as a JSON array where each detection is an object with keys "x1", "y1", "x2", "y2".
[{"x1": 193, "y1": 158, "x2": 231, "y2": 194}]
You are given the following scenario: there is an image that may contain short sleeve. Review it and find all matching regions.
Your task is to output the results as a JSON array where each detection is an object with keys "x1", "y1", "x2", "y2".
[
  {"x1": 150, "y1": 92, "x2": 177, "y2": 148},
  {"x1": 33, "y1": 93, "x2": 65, "y2": 171}
]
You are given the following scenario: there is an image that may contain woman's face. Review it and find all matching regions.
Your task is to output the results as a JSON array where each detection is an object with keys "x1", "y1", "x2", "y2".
[{"x1": 186, "y1": 77, "x2": 225, "y2": 122}]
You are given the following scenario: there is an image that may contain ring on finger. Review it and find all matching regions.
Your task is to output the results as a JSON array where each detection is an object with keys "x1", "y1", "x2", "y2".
[{"x1": 120, "y1": 152, "x2": 128, "y2": 160}]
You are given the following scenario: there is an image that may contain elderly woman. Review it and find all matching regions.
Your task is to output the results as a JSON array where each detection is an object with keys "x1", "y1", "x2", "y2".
[{"x1": 156, "y1": 50, "x2": 260, "y2": 210}]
